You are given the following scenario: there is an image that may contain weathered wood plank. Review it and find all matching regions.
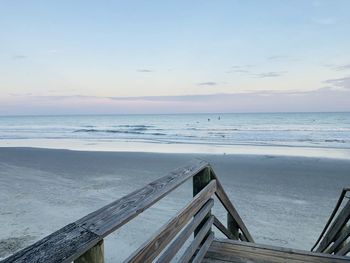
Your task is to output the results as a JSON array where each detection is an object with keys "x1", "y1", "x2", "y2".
[
  {"x1": 178, "y1": 216, "x2": 214, "y2": 263},
  {"x1": 317, "y1": 200, "x2": 350, "y2": 252},
  {"x1": 74, "y1": 240, "x2": 104, "y2": 263},
  {"x1": 312, "y1": 188, "x2": 350, "y2": 252},
  {"x1": 193, "y1": 167, "x2": 212, "y2": 236},
  {"x1": 155, "y1": 199, "x2": 214, "y2": 263},
  {"x1": 336, "y1": 241, "x2": 350, "y2": 256},
  {"x1": 213, "y1": 215, "x2": 236, "y2": 240},
  {"x1": 2, "y1": 223, "x2": 100, "y2": 263},
  {"x1": 124, "y1": 180, "x2": 216, "y2": 263},
  {"x1": 191, "y1": 231, "x2": 214, "y2": 263},
  {"x1": 210, "y1": 168, "x2": 254, "y2": 242},
  {"x1": 327, "y1": 225, "x2": 350, "y2": 254},
  {"x1": 77, "y1": 159, "x2": 208, "y2": 237},
  {"x1": 205, "y1": 239, "x2": 350, "y2": 263},
  {"x1": 205, "y1": 250, "x2": 306, "y2": 263}
]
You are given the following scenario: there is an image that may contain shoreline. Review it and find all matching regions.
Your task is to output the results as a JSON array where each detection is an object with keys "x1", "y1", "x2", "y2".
[{"x1": 1, "y1": 139, "x2": 350, "y2": 160}]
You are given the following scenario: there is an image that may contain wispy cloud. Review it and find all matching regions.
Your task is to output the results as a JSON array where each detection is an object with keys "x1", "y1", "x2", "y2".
[
  {"x1": 232, "y1": 65, "x2": 254, "y2": 69},
  {"x1": 324, "y1": 63, "x2": 350, "y2": 71},
  {"x1": 230, "y1": 69, "x2": 250, "y2": 73},
  {"x1": 227, "y1": 65, "x2": 286, "y2": 78},
  {"x1": 8, "y1": 92, "x2": 33, "y2": 96},
  {"x1": 335, "y1": 64, "x2": 350, "y2": 71},
  {"x1": 198, "y1": 82, "x2": 218, "y2": 86},
  {"x1": 12, "y1": 55, "x2": 27, "y2": 60},
  {"x1": 137, "y1": 69, "x2": 153, "y2": 73},
  {"x1": 226, "y1": 65, "x2": 254, "y2": 74},
  {"x1": 253, "y1": 71, "x2": 286, "y2": 78},
  {"x1": 267, "y1": 55, "x2": 287, "y2": 61},
  {"x1": 324, "y1": 76, "x2": 350, "y2": 90}
]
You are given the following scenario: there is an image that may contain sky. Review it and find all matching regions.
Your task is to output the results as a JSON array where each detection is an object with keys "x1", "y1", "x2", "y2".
[{"x1": 0, "y1": 0, "x2": 350, "y2": 114}]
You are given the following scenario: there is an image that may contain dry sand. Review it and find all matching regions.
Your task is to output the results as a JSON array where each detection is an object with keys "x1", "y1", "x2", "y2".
[{"x1": 1, "y1": 147, "x2": 350, "y2": 261}]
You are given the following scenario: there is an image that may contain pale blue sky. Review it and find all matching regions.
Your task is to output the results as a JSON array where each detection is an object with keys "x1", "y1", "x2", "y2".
[{"x1": 1, "y1": 0, "x2": 350, "y2": 114}]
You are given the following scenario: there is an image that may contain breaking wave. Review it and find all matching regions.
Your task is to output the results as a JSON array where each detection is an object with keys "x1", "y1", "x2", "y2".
[{"x1": 73, "y1": 129, "x2": 165, "y2": 136}]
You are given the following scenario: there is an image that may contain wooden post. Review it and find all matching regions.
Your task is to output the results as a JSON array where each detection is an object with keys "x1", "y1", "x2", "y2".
[
  {"x1": 193, "y1": 167, "x2": 212, "y2": 237},
  {"x1": 227, "y1": 213, "x2": 240, "y2": 240},
  {"x1": 75, "y1": 240, "x2": 104, "y2": 263}
]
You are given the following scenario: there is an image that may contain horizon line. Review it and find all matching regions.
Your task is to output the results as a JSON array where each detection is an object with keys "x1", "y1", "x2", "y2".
[{"x1": 1, "y1": 111, "x2": 350, "y2": 118}]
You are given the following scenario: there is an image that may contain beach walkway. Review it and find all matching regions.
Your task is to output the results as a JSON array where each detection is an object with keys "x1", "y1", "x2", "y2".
[{"x1": 2, "y1": 159, "x2": 350, "y2": 263}]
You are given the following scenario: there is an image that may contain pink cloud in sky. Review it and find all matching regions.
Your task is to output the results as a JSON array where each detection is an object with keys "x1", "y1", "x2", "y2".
[{"x1": 1, "y1": 87, "x2": 349, "y2": 115}]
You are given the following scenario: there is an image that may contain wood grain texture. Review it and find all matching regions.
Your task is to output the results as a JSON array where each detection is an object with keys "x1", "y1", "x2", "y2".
[
  {"x1": 210, "y1": 168, "x2": 254, "y2": 243},
  {"x1": 1, "y1": 223, "x2": 100, "y2": 263},
  {"x1": 204, "y1": 239, "x2": 350, "y2": 263},
  {"x1": 178, "y1": 216, "x2": 214, "y2": 263},
  {"x1": 155, "y1": 199, "x2": 214, "y2": 263},
  {"x1": 327, "y1": 225, "x2": 350, "y2": 254},
  {"x1": 124, "y1": 180, "x2": 216, "y2": 263},
  {"x1": 317, "y1": 200, "x2": 350, "y2": 253}
]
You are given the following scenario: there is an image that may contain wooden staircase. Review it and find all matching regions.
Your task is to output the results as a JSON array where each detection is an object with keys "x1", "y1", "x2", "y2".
[{"x1": 2, "y1": 160, "x2": 350, "y2": 263}]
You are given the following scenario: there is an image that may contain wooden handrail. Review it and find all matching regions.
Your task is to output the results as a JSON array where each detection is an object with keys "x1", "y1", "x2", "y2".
[
  {"x1": 319, "y1": 200, "x2": 350, "y2": 255},
  {"x1": 327, "y1": 225, "x2": 350, "y2": 254},
  {"x1": 2, "y1": 223, "x2": 100, "y2": 263},
  {"x1": 2, "y1": 159, "x2": 253, "y2": 263},
  {"x1": 3, "y1": 160, "x2": 208, "y2": 263},
  {"x1": 312, "y1": 188, "x2": 350, "y2": 252},
  {"x1": 315, "y1": 192, "x2": 350, "y2": 254}
]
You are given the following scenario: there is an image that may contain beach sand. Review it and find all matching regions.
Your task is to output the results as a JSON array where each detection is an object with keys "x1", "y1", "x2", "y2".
[{"x1": 1, "y1": 147, "x2": 350, "y2": 261}]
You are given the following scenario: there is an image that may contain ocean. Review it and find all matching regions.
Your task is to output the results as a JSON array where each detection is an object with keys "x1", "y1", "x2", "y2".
[{"x1": 0, "y1": 112, "x2": 350, "y2": 156}]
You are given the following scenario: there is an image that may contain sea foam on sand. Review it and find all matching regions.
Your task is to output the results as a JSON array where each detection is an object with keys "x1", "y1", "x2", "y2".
[{"x1": 1, "y1": 147, "x2": 350, "y2": 261}]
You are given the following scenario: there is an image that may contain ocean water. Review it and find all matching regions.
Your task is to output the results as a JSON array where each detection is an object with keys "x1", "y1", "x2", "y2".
[{"x1": 0, "y1": 112, "x2": 349, "y2": 150}]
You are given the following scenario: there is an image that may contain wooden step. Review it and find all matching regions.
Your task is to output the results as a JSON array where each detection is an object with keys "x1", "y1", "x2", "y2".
[{"x1": 203, "y1": 239, "x2": 350, "y2": 263}]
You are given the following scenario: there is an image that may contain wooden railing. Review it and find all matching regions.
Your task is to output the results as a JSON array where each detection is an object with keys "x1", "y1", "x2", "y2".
[
  {"x1": 2, "y1": 159, "x2": 253, "y2": 263},
  {"x1": 312, "y1": 188, "x2": 350, "y2": 256}
]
